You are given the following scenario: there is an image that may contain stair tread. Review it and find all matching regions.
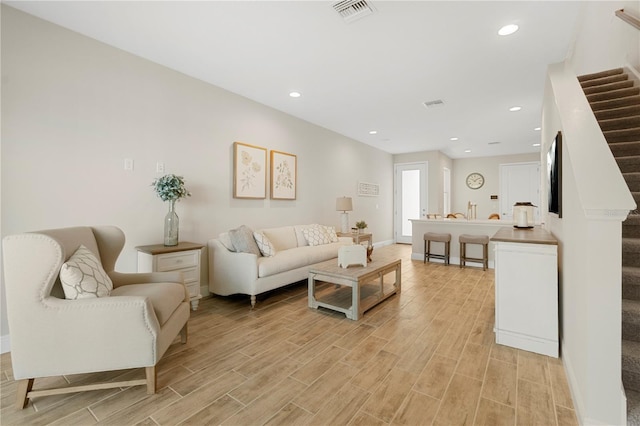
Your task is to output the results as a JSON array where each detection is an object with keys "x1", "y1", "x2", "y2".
[
  {"x1": 623, "y1": 238, "x2": 640, "y2": 246},
  {"x1": 578, "y1": 68, "x2": 624, "y2": 82},
  {"x1": 595, "y1": 104, "x2": 640, "y2": 120},
  {"x1": 588, "y1": 87, "x2": 640, "y2": 103},
  {"x1": 584, "y1": 80, "x2": 634, "y2": 95},
  {"x1": 624, "y1": 266, "x2": 640, "y2": 275},
  {"x1": 591, "y1": 95, "x2": 640, "y2": 111},
  {"x1": 628, "y1": 389, "x2": 640, "y2": 425},
  {"x1": 623, "y1": 339, "x2": 640, "y2": 355},
  {"x1": 581, "y1": 73, "x2": 629, "y2": 89},
  {"x1": 599, "y1": 115, "x2": 640, "y2": 128}
]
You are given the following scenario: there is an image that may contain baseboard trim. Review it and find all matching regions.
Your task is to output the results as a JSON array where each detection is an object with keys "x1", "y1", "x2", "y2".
[
  {"x1": 562, "y1": 337, "x2": 627, "y2": 426},
  {"x1": 374, "y1": 239, "x2": 394, "y2": 248},
  {"x1": 1, "y1": 334, "x2": 10, "y2": 354},
  {"x1": 495, "y1": 329, "x2": 558, "y2": 357}
]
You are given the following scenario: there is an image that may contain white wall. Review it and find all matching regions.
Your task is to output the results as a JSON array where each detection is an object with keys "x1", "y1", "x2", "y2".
[
  {"x1": 568, "y1": 0, "x2": 640, "y2": 75},
  {"x1": 0, "y1": 6, "x2": 394, "y2": 343},
  {"x1": 452, "y1": 153, "x2": 539, "y2": 220},
  {"x1": 541, "y1": 0, "x2": 639, "y2": 417},
  {"x1": 393, "y1": 150, "x2": 453, "y2": 217}
]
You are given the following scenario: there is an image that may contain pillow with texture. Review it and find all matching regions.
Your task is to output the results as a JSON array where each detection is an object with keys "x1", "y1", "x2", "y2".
[
  {"x1": 60, "y1": 245, "x2": 113, "y2": 299},
  {"x1": 323, "y1": 225, "x2": 339, "y2": 243},
  {"x1": 253, "y1": 231, "x2": 276, "y2": 257},
  {"x1": 229, "y1": 225, "x2": 262, "y2": 256},
  {"x1": 218, "y1": 232, "x2": 236, "y2": 252},
  {"x1": 302, "y1": 225, "x2": 332, "y2": 246}
]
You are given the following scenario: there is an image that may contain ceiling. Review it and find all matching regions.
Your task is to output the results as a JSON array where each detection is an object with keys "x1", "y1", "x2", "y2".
[{"x1": 5, "y1": 1, "x2": 585, "y2": 158}]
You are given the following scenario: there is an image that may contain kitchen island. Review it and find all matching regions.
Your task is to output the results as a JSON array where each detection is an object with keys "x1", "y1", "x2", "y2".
[{"x1": 409, "y1": 218, "x2": 510, "y2": 267}]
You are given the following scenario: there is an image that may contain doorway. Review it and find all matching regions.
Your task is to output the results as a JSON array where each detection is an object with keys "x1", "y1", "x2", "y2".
[
  {"x1": 499, "y1": 162, "x2": 541, "y2": 222},
  {"x1": 394, "y1": 162, "x2": 428, "y2": 244}
]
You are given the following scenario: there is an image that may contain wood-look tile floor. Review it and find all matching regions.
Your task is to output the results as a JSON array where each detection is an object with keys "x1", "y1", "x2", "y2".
[{"x1": 0, "y1": 244, "x2": 578, "y2": 425}]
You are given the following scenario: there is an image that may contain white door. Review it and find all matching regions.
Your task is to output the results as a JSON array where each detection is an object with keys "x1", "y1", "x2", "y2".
[
  {"x1": 394, "y1": 162, "x2": 428, "y2": 244},
  {"x1": 443, "y1": 167, "x2": 451, "y2": 217},
  {"x1": 500, "y1": 162, "x2": 541, "y2": 222}
]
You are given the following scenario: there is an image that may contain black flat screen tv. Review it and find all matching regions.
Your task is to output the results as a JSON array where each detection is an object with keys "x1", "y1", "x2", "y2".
[{"x1": 547, "y1": 131, "x2": 562, "y2": 217}]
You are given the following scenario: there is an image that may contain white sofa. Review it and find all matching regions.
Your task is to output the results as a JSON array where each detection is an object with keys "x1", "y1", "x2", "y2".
[{"x1": 208, "y1": 224, "x2": 352, "y2": 306}]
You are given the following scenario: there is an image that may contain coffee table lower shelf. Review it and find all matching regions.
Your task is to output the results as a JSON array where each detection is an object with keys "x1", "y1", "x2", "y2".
[{"x1": 308, "y1": 259, "x2": 401, "y2": 320}]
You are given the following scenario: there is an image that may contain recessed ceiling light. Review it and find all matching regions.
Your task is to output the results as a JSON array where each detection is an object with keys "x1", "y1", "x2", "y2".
[
  {"x1": 369, "y1": 130, "x2": 378, "y2": 135},
  {"x1": 534, "y1": 127, "x2": 541, "y2": 131},
  {"x1": 533, "y1": 143, "x2": 541, "y2": 147},
  {"x1": 450, "y1": 137, "x2": 459, "y2": 141},
  {"x1": 464, "y1": 149, "x2": 472, "y2": 153},
  {"x1": 509, "y1": 106, "x2": 522, "y2": 112},
  {"x1": 289, "y1": 91, "x2": 301, "y2": 98},
  {"x1": 498, "y1": 24, "x2": 519, "y2": 36}
]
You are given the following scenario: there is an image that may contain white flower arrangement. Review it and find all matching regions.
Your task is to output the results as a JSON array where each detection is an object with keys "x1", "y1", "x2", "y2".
[{"x1": 152, "y1": 174, "x2": 191, "y2": 202}]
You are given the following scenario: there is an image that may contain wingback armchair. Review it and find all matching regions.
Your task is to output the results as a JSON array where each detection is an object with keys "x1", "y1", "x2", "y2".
[{"x1": 2, "y1": 226, "x2": 190, "y2": 409}]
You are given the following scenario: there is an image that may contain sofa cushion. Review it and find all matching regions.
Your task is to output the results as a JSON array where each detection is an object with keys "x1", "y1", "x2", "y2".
[
  {"x1": 253, "y1": 231, "x2": 276, "y2": 257},
  {"x1": 294, "y1": 224, "x2": 314, "y2": 247},
  {"x1": 60, "y1": 245, "x2": 113, "y2": 299},
  {"x1": 111, "y1": 282, "x2": 185, "y2": 326},
  {"x1": 262, "y1": 226, "x2": 297, "y2": 251},
  {"x1": 257, "y1": 242, "x2": 348, "y2": 278},
  {"x1": 229, "y1": 225, "x2": 261, "y2": 256}
]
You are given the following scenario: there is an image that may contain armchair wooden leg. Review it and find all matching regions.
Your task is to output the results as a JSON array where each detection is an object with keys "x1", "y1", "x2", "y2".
[
  {"x1": 180, "y1": 323, "x2": 188, "y2": 344},
  {"x1": 145, "y1": 366, "x2": 156, "y2": 395},
  {"x1": 15, "y1": 378, "x2": 34, "y2": 409}
]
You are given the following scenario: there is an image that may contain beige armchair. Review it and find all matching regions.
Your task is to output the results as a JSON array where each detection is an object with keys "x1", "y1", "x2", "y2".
[{"x1": 2, "y1": 226, "x2": 190, "y2": 409}]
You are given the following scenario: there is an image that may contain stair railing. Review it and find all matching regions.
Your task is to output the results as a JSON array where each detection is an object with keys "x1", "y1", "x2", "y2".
[{"x1": 615, "y1": 9, "x2": 640, "y2": 31}]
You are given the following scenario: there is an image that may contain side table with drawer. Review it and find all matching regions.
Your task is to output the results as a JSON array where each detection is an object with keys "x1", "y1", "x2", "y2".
[
  {"x1": 337, "y1": 231, "x2": 373, "y2": 246},
  {"x1": 136, "y1": 242, "x2": 204, "y2": 311}
]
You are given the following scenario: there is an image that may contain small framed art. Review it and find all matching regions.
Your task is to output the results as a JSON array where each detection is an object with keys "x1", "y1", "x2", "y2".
[
  {"x1": 270, "y1": 150, "x2": 297, "y2": 200},
  {"x1": 233, "y1": 142, "x2": 267, "y2": 199}
]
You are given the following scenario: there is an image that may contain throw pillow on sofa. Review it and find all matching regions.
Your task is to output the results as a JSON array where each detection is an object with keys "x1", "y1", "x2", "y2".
[
  {"x1": 253, "y1": 231, "x2": 276, "y2": 257},
  {"x1": 60, "y1": 245, "x2": 113, "y2": 299},
  {"x1": 323, "y1": 225, "x2": 339, "y2": 243},
  {"x1": 229, "y1": 225, "x2": 262, "y2": 256},
  {"x1": 302, "y1": 225, "x2": 332, "y2": 246}
]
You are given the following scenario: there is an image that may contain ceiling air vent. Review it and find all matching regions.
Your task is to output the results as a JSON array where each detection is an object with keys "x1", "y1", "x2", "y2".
[
  {"x1": 333, "y1": 0, "x2": 376, "y2": 24},
  {"x1": 423, "y1": 99, "x2": 445, "y2": 109}
]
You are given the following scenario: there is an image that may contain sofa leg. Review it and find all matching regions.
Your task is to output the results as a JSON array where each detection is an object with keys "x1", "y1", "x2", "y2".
[
  {"x1": 145, "y1": 366, "x2": 156, "y2": 394},
  {"x1": 180, "y1": 323, "x2": 188, "y2": 344},
  {"x1": 250, "y1": 295, "x2": 256, "y2": 309},
  {"x1": 15, "y1": 378, "x2": 34, "y2": 410}
]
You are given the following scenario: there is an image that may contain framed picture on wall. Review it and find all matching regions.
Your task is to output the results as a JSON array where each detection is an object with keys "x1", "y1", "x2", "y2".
[
  {"x1": 270, "y1": 150, "x2": 297, "y2": 200},
  {"x1": 233, "y1": 142, "x2": 267, "y2": 199}
]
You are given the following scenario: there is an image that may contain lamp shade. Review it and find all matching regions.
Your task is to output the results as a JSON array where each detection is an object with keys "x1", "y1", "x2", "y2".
[{"x1": 336, "y1": 197, "x2": 353, "y2": 212}]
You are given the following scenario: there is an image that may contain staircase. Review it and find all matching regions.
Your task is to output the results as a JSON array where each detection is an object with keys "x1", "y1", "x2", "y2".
[{"x1": 579, "y1": 67, "x2": 640, "y2": 424}]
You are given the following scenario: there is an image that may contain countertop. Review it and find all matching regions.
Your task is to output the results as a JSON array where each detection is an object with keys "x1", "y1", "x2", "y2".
[
  {"x1": 490, "y1": 227, "x2": 558, "y2": 245},
  {"x1": 410, "y1": 218, "x2": 511, "y2": 226}
]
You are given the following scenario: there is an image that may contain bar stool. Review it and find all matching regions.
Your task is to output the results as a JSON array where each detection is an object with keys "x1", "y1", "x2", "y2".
[
  {"x1": 423, "y1": 232, "x2": 451, "y2": 265},
  {"x1": 459, "y1": 234, "x2": 489, "y2": 270}
]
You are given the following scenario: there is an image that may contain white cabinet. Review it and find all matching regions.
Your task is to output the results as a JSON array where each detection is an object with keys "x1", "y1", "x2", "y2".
[
  {"x1": 136, "y1": 242, "x2": 204, "y2": 311},
  {"x1": 492, "y1": 228, "x2": 558, "y2": 357}
]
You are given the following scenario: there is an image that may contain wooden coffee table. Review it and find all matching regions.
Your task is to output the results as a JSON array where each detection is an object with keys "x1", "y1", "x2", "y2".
[{"x1": 308, "y1": 257, "x2": 401, "y2": 320}]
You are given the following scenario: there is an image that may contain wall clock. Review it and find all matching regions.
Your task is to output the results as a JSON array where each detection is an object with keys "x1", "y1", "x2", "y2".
[{"x1": 466, "y1": 172, "x2": 485, "y2": 189}]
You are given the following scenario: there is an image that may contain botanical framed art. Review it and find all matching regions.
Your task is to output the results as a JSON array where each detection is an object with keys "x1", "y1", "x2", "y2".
[
  {"x1": 233, "y1": 142, "x2": 267, "y2": 199},
  {"x1": 270, "y1": 150, "x2": 297, "y2": 200}
]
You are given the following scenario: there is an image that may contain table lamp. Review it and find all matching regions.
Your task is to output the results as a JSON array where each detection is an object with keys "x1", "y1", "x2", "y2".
[{"x1": 336, "y1": 197, "x2": 353, "y2": 233}]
